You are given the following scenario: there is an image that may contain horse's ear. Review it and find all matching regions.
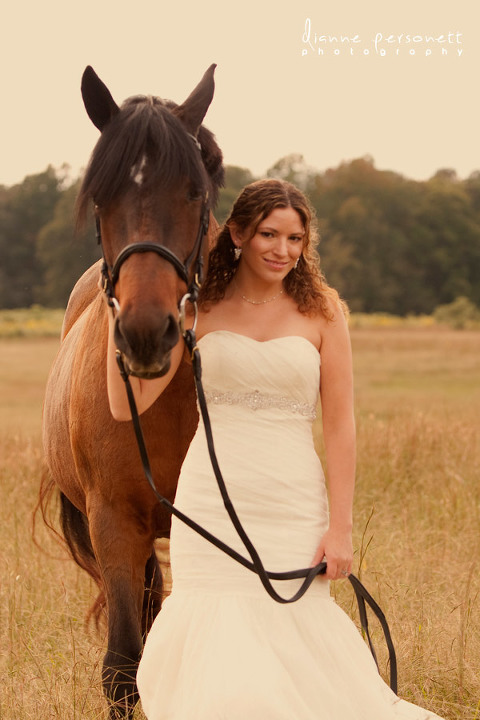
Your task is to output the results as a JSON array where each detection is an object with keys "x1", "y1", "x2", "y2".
[
  {"x1": 81, "y1": 66, "x2": 120, "y2": 132},
  {"x1": 173, "y1": 64, "x2": 216, "y2": 137}
]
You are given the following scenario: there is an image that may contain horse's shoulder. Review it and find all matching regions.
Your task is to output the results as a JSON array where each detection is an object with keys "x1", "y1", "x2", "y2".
[{"x1": 61, "y1": 260, "x2": 103, "y2": 340}]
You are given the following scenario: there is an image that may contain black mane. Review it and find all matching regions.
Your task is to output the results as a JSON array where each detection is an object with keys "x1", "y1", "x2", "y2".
[{"x1": 76, "y1": 95, "x2": 224, "y2": 226}]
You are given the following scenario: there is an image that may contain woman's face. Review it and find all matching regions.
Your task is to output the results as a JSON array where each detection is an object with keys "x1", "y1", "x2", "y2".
[{"x1": 233, "y1": 207, "x2": 305, "y2": 283}]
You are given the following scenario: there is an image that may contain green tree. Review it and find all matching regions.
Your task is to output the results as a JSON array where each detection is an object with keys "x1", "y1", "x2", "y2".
[
  {"x1": 0, "y1": 167, "x2": 62, "y2": 308},
  {"x1": 215, "y1": 166, "x2": 256, "y2": 224},
  {"x1": 267, "y1": 154, "x2": 314, "y2": 191},
  {"x1": 307, "y1": 157, "x2": 480, "y2": 314},
  {"x1": 309, "y1": 158, "x2": 421, "y2": 313},
  {"x1": 35, "y1": 179, "x2": 101, "y2": 307},
  {"x1": 415, "y1": 174, "x2": 480, "y2": 309}
]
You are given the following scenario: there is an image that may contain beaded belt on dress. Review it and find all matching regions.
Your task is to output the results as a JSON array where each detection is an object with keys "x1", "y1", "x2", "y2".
[{"x1": 203, "y1": 388, "x2": 317, "y2": 420}]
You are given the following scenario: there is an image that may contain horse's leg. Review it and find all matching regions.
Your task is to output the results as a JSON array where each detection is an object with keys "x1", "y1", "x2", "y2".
[
  {"x1": 59, "y1": 492, "x2": 107, "y2": 623},
  {"x1": 87, "y1": 502, "x2": 154, "y2": 719},
  {"x1": 60, "y1": 493, "x2": 101, "y2": 583}
]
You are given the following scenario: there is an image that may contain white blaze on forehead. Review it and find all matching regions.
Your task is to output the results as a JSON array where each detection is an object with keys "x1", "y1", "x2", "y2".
[{"x1": 131, "y1": 155, "x2": 147, "y2": 186}]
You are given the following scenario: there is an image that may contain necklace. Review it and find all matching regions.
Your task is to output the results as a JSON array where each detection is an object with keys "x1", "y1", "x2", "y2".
[{"x1": 235, "y1": 280, "x2": 284, "y2": 305}]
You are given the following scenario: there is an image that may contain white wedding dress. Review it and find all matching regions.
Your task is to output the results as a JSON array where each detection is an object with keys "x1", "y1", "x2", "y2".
[{"x1": 137, "y1": 331, "x2": 443, "y2": 720}]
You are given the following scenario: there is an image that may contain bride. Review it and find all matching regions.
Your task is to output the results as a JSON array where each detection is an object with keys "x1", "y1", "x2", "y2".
[{"x1": 106, "y1": 178, "x2": 443, "y2": 719}]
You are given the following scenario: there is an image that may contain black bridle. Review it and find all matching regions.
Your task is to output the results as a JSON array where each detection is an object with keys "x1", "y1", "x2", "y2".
[{"x1": 96, "y1": 193, "x2": 210, "y2": 314}]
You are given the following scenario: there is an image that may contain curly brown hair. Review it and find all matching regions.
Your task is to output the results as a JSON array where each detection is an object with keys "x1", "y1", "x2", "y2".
[{"x1": 199, "y1": 179, "x2": 346, "y2": 319}]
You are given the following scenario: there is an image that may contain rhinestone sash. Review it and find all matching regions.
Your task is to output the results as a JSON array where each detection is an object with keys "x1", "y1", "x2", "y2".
[{"x1": 203, "y1": 388, "x2": 317, "y2": 420}]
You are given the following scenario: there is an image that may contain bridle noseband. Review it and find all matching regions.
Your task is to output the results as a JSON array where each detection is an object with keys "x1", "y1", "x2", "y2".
[{"x1": 96, "y1": 193, "x2": 210, "y2": 314}]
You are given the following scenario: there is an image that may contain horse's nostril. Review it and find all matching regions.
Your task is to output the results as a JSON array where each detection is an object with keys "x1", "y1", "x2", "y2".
[
  {"x1": 162, "y1": 313, "x2": 179, "y2": 349},
  {"x1": 113, "y1": 316, "x2": 128, "y2": 354}
]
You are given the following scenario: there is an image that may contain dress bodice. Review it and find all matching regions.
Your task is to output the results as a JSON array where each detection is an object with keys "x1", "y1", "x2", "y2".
[
  {"x1": 172, "y1": 328, "x2": 327, "y2": 596},
  {"x1": 197, "y1": 331, "x2": 320, "y2": 421}
]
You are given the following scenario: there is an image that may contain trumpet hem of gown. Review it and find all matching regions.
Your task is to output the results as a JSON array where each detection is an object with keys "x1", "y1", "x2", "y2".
[{"x1": 137, "y1": 588, "x2": 442, "y2": 720}]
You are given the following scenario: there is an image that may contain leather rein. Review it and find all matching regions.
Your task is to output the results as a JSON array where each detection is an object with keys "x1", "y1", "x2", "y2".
[{"x1": 96, "y1": 192, "x2": 398, "y2": 694}]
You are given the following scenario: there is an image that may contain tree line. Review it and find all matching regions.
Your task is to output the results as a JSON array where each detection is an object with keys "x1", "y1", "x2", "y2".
[{"x1": 1, "y1": 156, "x2": 479, "y2": 315}]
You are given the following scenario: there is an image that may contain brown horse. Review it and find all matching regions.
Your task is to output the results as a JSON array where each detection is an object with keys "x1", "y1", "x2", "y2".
[{"x1": 41, "y1": 65, "x2": 224, "y2": 718}]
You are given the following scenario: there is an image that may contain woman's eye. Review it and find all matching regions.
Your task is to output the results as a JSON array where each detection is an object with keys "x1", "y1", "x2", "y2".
[
  {"x1": 290, "y1": 236, "x2": 303, "y2": 242},
  {"x1": 260, "y1": 231, "x2": 273, "y2": 238}
]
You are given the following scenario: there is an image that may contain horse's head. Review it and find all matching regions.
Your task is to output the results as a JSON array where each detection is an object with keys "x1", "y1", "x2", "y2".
[{"x1": 76, "y1": 65, "x2": 224, "y2": 378}]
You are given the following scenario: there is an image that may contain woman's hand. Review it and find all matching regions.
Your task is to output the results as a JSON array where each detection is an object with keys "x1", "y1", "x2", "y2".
[{"x1": 311, "y1": 526, "x2": 353, "y2": 581}]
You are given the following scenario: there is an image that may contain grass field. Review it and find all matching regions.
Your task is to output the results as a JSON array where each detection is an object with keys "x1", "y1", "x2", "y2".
[{"x1": 1, "y1": 328, "x2": 479, "y2": 719}]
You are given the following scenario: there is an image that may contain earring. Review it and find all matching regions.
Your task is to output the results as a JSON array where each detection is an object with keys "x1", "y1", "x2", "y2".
[
  {"x1": 234, "y1": 247, "x2": 242, "y2": 261},
  {"x1": 294, "y1": 257, "x2": 300, "y2": 269}
]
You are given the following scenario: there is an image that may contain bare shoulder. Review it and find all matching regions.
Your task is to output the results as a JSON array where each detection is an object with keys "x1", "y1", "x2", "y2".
[
  {"x1": 319, "y1": 298, "x2": 349, "y2": 332},
  {"x1": 299, "y1": 298, "x2": 346, "y2": 345},
  {"x1": 314, "y1": 304, "x2": 353, "y2": 390}
]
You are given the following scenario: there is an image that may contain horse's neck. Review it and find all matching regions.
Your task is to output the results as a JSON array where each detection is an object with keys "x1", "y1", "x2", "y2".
[{"x1": 61, "y1": 260, "x2": 104, "y2": 339}]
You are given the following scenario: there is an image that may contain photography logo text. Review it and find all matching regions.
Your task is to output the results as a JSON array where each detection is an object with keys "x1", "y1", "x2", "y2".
[{"x1": 301, "y1": 18, "x2": 463, "y2": 58}]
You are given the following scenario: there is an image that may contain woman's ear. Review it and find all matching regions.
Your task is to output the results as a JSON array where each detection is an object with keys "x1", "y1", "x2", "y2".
[{"x1": 228, "y1": 222, "x2": 244, "y2": 249}]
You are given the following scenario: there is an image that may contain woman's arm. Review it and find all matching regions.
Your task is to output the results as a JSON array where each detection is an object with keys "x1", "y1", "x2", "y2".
[
  {"x1": 106, "y1": 311, "x2": 186, "y2": 421},
  {"x1": 312, "y1": 307, "x2": 356, "y2": 580}
]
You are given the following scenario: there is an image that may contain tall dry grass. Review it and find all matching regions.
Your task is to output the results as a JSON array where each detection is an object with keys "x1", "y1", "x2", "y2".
[
  {"x1": 1, "y1": 329, "x2": 479, "y2": 719},
  {"x1": 0, "y1": 339, "x2": 115, "y2": 719}
]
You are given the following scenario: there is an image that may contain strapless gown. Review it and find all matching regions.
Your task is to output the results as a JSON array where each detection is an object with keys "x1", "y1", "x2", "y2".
[{"x1": 137, "y1": 331, "x2": 443, "y2": 720}]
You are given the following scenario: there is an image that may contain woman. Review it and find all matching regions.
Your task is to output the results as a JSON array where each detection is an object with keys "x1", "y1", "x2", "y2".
[{"x1": 107, "y1": 179, "x2": 443, "y2": 719}]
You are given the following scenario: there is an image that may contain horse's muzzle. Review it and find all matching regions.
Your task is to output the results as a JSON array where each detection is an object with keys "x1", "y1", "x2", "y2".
[{"x1": 114, "y1": 311, "x2": 179, "y2": 379}]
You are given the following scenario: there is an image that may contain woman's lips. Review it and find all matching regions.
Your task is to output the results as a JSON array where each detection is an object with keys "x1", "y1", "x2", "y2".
[{"x1": 264, "y1": 259, "x2": 289, "y2": 270}]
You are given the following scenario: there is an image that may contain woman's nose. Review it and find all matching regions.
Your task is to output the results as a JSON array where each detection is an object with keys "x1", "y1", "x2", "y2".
[{"x1": 273, "y1": 237, "x2": 288, "y2": 256}]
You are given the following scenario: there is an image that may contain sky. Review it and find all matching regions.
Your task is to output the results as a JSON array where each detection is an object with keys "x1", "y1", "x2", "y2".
[{"x1": 1, "y1": 0, "x2": 478, "y2": 187}]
